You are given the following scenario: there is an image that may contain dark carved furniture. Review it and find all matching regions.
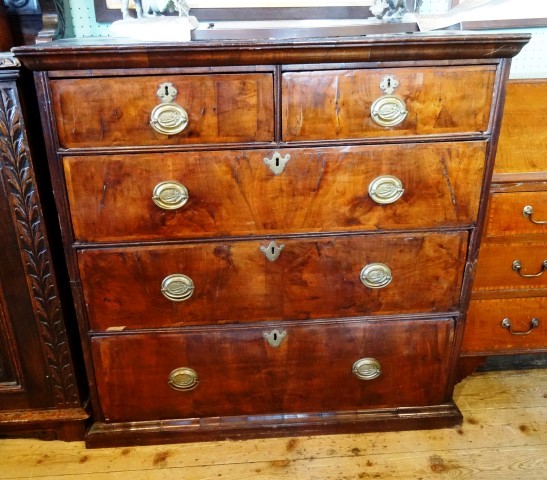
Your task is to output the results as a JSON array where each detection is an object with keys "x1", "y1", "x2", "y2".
[
  {"x1": 14, "y1": 32, "x2": 529, "y2": 447},
  {"x1": 0, "y1": 54, "x2": 88, "y2": 440}
]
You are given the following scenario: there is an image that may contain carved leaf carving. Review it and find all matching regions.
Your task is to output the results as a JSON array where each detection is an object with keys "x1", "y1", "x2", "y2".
[{"x1": 0, "y1": 85, "x2": 79, "y2": 406}]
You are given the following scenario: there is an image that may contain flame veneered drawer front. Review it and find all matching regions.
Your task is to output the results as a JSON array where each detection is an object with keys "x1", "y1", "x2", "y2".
[
  {"x1": 50, "y1": 73, "x2": 274, "y2": 148},
  {"x1": 282, "y1": 66, "x2": 496, "y2": 141},
  {"x1": 91, "y1": 318, "x2": 455, "y2": 422},
  {"x1": 78, "y1": 232, "x2": 467, "y2": 331},
  {"x1": 485, "y1": 191, "x2": 547, "y2": 238},
  {"x1": 462, "y1": 297, "x2": 546, "y2": 354},
  {"x1": 64, "y1": 141, "x2": 486, "y2": 243},
  {"x1": 473, "y1": 241, "x2": 547, "y2": 292}
]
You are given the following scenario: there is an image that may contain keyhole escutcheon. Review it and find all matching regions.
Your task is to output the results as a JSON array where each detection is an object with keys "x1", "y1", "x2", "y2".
[
  {"x1": 260, "y1": 241, "x2": 285, "y2": 262},
  {"x1": 263, "y1": 152, "x2": 291, "y2": 175}
]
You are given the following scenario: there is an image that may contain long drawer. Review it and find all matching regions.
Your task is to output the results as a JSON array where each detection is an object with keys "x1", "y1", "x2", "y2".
[
  {"x1": 50, "y1": 73, "x2": 274, "y2": 149},
  {"x1": 473, "y1": 240, "x2": 547, "y2": 292},
  {"x1": 485, "y1": 191, "x2": 547, "y2": 238},
  {"x1": 78, "y1": 232, "x2": 468, "y2": 331},
  {"x1": 64, "y1": 142, "x2": 486, "y2": 243},
  {"x1": 282, "y1": 65, "x2": 496, "y2": 141},
  {"x1": 91, "y1": 318, "x2": 455, "y2": 422},
  {"x1": 462, "y1": 297, "x2": 546, "y2": 354}
]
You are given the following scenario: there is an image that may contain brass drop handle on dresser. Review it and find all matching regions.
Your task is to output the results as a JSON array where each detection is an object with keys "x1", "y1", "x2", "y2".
[
  {"x1": 152, "y1": 181, "x2": 189, "y2": 210},
  {"x1": 352, "y1": 358, "x2": 382, "y2": 380},
  {"x1": 150, "y1": 82, "x2": 189, "y2": 135},
  {"x1": 161, "y1": 274, "x2": 194, "y2": 302},
  {"x1": 512, "y1": 259, "x2": 547, "y2": 278},
  {"x1": 360, "y1": 263, "x2": 392, "y2": 289},
  {"x1": 368, "y1": 175, "x2": 404, "y2": 204},
  {"x1": 370, "y1": 75, "x2": 408, "y2": 127},
  {"x1": 501, "y1": 317, "x2": 540, "y2": 336},
  {"x1": 523, "y1": 205, "x2": 547, "y2": 225},
  {"x1": 168, "y1": 367, "x2": 199, "y2": 391}
]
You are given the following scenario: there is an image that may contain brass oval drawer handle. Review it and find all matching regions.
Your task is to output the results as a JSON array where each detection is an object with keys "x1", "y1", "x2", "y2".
[
  {"x1": 352, "y1": 358, "x2": 382, "y2": 381},
  {"x1": 150, "y1": 82, "x2": 189, "y2": 135},
  {"x1": 512, "y1": 259, "x2": 547, "y2": 278},
  {"x1": 371, "y1": 95, "x2": 408, "y2": 127},
  {"x1": 360, "y1": 263, "x2": 392, "y2": 289},
  {"x1": 501, "y1": 317, "x2": 540, "y2": 336},
  {"x1": 161, "y1": 274, "x2": 195, "y2": 302},
  {"x1": 168, "y1": 367, "x2": 199, "y2": 391},
  {"x1": 152, "y1": 181, "x2": 189, "y2": 210},
  {"x1": 368, "y1": 175, "x2": 405, "y2": 204},
  {"x1": 151, "y1": 103, "x2": 189, "y2": 135},
  {"x1": 523, "y1": 205, "x2": 547, "y2": 225}
]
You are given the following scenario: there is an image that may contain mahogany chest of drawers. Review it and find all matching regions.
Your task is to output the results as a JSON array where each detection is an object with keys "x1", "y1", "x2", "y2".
[
  {"x1": 14, "y1": 33, "x2": 529, "y2": 447},
  {"x1": 462, "y1": 80, "x2": 547, "y2": 357}
]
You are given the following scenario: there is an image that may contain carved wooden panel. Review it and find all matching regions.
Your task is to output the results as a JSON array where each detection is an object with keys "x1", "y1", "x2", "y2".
[{"x1": 0, "y1": 79, "x2": 79, "y2": 407}]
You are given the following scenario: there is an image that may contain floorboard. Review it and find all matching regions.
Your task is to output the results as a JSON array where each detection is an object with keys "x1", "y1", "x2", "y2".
[{"x1": 0, "y1": 369, "x2": 545, "y2": 479}]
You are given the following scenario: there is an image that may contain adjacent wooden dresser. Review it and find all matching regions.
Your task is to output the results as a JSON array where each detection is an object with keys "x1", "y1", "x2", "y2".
[
  {"x1": 461, "y1": 79, "x2": 547, "y2": 358},
  {"x1": 0, "y1": 53, "x2": 88, "y2": 440},
  {"x1": 14, "y1": 32, "x2": 529, "y2": 447}
]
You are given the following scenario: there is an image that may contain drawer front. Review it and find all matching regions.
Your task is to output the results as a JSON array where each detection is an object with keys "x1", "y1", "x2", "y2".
[
  {"x1": 50, "y1": 73, "x2": 274, "y2": 149},
  {"x1": 64, "y1": 142, "x2": 486, "y2": 243},
  {"x1": 473, "y1": 241, "x2": 547, "y2": 292},
  {"x1": 462, "y1": 297, "x2": 546, "y2": 354},
  {"x1": 282, "y1": 66, "x2": 496, "y2": 141},
  {"x1": 78, "y1": 232, "x2": 467, "y2": 331},
  {"x1": 486, "y1": 191, "x2": 547, "y2": 238},
  {"x1": 91, "y1": 318, "x2": 455, "y2": 422}
]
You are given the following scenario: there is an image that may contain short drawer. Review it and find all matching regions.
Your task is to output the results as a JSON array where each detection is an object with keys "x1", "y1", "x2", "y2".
[
  {"x1": 485, "y1": 191, "x2": 547, "y2": 238},
  {"x1": 473, "y1": 241, "x2": 547, "y2": 292},
  {"x1": 91, "y1": 318, "x2": 455, "y2": 422},
  {"x1": 78, "y1": 232, "x2": 467, "y2": 331},
  {"x1": 50, "y1": 73, "x2": 274, "y2": 149},
  {"x1": 282, "y1": 65, "x2": 496, "y2": 142},
  {"x1": 462, "y1": 297, "x2": 546, "y2": 354},
  {"x1": 64, "y1": 142, "x2": 486, "y2": 243}
]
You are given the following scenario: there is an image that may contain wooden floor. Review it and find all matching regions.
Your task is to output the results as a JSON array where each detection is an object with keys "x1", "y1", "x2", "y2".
[{"x1": 0, "y1": 369, "x2": 546, "y2": 479}]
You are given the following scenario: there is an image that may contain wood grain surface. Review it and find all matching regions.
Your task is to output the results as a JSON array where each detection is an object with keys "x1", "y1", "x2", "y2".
[
  {"x1": 494, "y1": 80, "x2": 547, "y2": 180},
  {"x1": 64, "y1": 142, "x2": 486, "y2": 243},
  {"x1": 282, "y1": 66, "x2": 496, "y2": 141},
  {"x1": 462, "y1": 297, "x2": 547, "y2": 354},
  {"x1": 473, "y1": 241, "x2": 547, "y2": 293},
  {"x1": 91, "y1": 318, "x2": 454, "y2": 422},
  {"x1": 50, "y1": 73, "x2": 274, "y2": 148},
  {"x1": 485, "y1": 191, "x2": 547, "y2": 238},
  {"x1": 78, "y1": 232, "x2": 467, "y2": 330}
]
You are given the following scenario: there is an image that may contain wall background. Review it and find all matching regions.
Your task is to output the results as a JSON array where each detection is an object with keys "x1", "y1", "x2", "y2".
[{"x1": 61, "y1": 0, "x2": 546, "y2": 78}]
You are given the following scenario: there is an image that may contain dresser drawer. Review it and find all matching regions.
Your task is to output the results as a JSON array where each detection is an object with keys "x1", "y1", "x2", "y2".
[
  {"x1": 91, "y1": 318, "x2": 455, "y2": 422},
  {"x1": 64, "y1": 141, "x2": 486, "y2": 243},
  {"x1": 473, "y1": 241, "x2": 547, "y2": 292},
  {"x1": 462, "y1": 297, "x2": 546, "y2": 354},
  {"x1": 50, "y1": 73, "x2": 274, "y2": 149},
  {"x1": 485, "y1": 191, "x2": 547, "y2": 238},
  {"x1": 282, "y1": 66, "x2": 496, "y2": 142},
  {"x1": 78, "y1": 232, "x2": 467, "y2": 331}
]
